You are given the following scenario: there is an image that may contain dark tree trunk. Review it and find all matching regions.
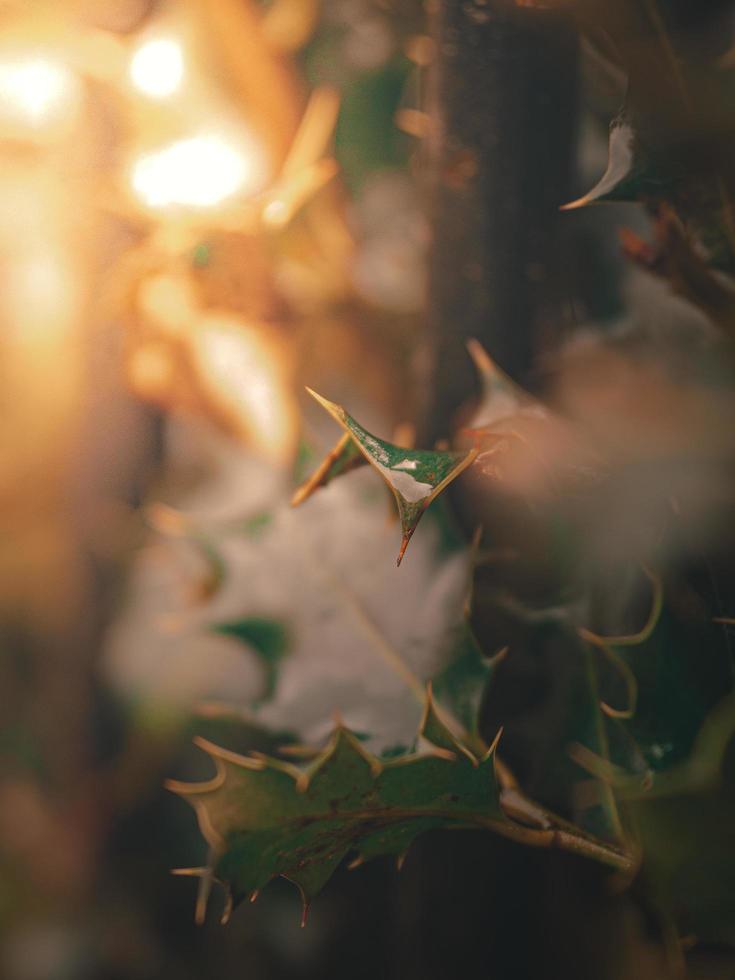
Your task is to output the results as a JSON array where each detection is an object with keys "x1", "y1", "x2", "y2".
[
  {"x1": 406, "y1": 7, "x2": 649, "y2": 980},
  {"x1": 424, "y1": 0, "x2": 578, "y2": 440}
]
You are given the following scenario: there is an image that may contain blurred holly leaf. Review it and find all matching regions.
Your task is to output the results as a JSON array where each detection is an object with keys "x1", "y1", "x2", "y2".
[
  {"x1": 635, "y1": 782, "x2": 735, "y2": 946},
  {"x1": 615, "y1": 614, "x2": 729, "y2": 775},
  {"x1": 305, "y1": 388, "x2": 477, "y2": 564},
  {"x1": 628, "y1": 694, "x2": 735, "y2": 946},
  {"x1": 562, "y1": 114, "x2": 672, "y2": 210},
  {"x1": 570, "y1": 577, "x2": 735, "y2": 943},
  {"x1": 463, "y1": 340, "x2": 601, "y2": 499},
  {"x1": 580, "y1": 572, "x2": 734, "y2": 781},
  {"x1": 465, "y1": 338, "x2": 548, "y2": 431},
  {"x1": 210, "y1": 617, "x2": 290, "y2": 706},
  {"x1": 146, "y1": 503, "x2": 229, "y2": 603},
  {"x1": 556, "y1": 0, "x2": 735, "y2": 269}
]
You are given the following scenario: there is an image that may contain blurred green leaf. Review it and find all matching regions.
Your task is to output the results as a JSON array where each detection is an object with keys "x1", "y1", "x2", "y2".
[
  {"x1": 634, "y1": 771, "x2": 735, "y2": 945},
  {"x1": 333, "y1": 61, "x2": 412, "y2": 190},
  {"x1": 211, "y1": 618, "x2": 290, "y2": 705},
  {"x1": 603, "y1": 581, "x2": 733, "y2": 776}
]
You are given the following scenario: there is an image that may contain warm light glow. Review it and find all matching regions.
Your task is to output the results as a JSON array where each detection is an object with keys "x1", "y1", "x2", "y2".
[
  {"x1": 193, "y1": 315, "x2": 297, "y2": 462},
  {"x1": 5, "y1": 251, "x2": 78, "y2": 344},
  {"x1": 129, "y1": 37, "x2": 184, "y2": 99},
  {"x1": 0, "y1": 56, "x2": 77, "y2": 127},
  {"x1": 132, "y1": 134, "x2": 262, "y2": 209},
  {"x1": 128, "y1": 344, "x2": 174, "y2": 400},
  {"x1": 137, "y1": 273, "x2": 197, "y2": 333}
]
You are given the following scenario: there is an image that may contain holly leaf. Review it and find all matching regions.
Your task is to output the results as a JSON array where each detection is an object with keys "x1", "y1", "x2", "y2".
[
  {"x1": 634, "y1": 780, "x2": 735, "y2": 946},
  {"x1": 463, "y1": 341, "x2": 601, "y2": 495},
  {"x1": 170, "y1": 685, "x2": 633, "y2": 925},
  {"x1": 560, "y1": 97, "x2": 735, "y2": 270},
  {"x1": 168, "y1": 689, "x2": 505, "y2": 924},
  {"x1": 623, "y1": 694, "x2": 735, "y2": 945},
  {"x1": 146, "y1": 503, "x2": 229, "y2": 602},
  {"x1": 211, "y1": 618, "x2": 290, "y2": 706},
  {"x1": 466, "y1": 338, "x2": 547, "y2": 431},
  {"x1": 562, "y1": 116, "x2": 658, "y2": 210},
  {"x1": 580, "y1": 572, "x2": 734, "y2": 784},
  {"x1": 433, "y1": 625, "x2": 495, "y2": 740},
  {"x1": 291, "y1": 432, "x2": 366, "y2": 507},
  {"x1": 305, "y1": 388, "x2": 477, "y2": 564}
]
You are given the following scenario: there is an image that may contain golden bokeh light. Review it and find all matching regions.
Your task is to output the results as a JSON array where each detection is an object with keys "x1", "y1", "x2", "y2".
[
  {"x1": 131, "y1": 132, "x2": 265, "y2": 210},
  {"x1": 129, "y1": 37, "x2": 185, "y2": 99},
  {"x1": 0, "y1": 54, "x2": 79, "y2": 132}
]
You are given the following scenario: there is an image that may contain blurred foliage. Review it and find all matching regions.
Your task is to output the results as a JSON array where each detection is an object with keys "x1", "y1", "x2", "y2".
[{"x1": 3, "y1": 0, "x2": 735, "y2": 978}]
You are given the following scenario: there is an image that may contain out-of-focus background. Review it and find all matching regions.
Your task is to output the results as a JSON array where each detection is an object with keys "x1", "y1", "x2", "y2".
[
  {"x1": 0, "y1": 3, "x2": 471, "y2": 976},
  {"x1": 1, "y1": 1, "x2": 734, "y2": 978}
]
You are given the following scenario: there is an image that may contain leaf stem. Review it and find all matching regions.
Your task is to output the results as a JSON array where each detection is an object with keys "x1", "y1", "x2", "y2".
[
  {"x1": 441, "y1": 809, "x2": 632, "y2": 871},
  {"x1": 287, "y1": 803, "x2": 634, "y2": 872}
]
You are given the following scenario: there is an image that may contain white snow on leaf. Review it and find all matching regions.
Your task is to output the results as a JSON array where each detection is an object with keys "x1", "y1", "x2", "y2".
[{"x1": 103, "y1": 422, "x2": 468, "y2": 751}]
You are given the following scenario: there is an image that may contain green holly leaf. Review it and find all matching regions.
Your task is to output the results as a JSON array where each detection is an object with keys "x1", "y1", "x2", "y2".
[
  {"x1": 305, "y1": 388, "x2": 477, "y2": 564},
  {"x1": 291, "y1": 431, "x2": 366, "y2": 507},
  {"x1": 542, "y1": 623, "x2": 625, "y2": 843},
  {"x1": 168, "y1": 689, "x2": 504, "y2": 924},
  {"x1": 626, "y1": 694, "x2": 735, "y2": 945},
  {"x1": 433, "y1": 625, "x2": 495, "y2": 741},
  {"x1": 170, "y1": 686, "x2": 633, "y2": 925},
  {"x1": 592, "y1": 584, "x2": 733, "y2": 787},
  {"x1": 613, "y1": 610, "x2": 721, "y2": 776},
  {"x1": 211, "y1": 618, "x2": 290, "y2": 706}
]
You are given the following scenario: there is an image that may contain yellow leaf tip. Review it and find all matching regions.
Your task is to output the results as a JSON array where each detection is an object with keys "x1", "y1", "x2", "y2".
[
  {"x1": 488, "y1": 726, "x2": 504, "y2": 756},
  {"x1": 466, "y1": 337, "x2": 491, "y2": 368},
  {"x1": 290, "y1": 485, "x2": 308, "y2": 507},
  {"x1": 305, "y1": 386, "x2": 335, "y2": 410},
  {"x1": 305, "y1": 387, "x2": 347, "y2": 429}
]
